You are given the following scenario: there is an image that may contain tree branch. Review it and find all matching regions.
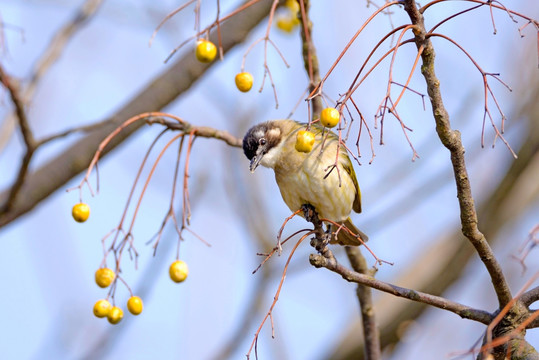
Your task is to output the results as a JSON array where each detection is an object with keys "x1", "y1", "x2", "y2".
[
  {"x1": 0, "y1": 0, "x2": 104, "y2": 153},
  {"x1": 402, "y1": 0, "x2": 513, "y2": 308},
  {"x1": 309, "y1": 251, "x2": 494, "y2": 325},
  {"x1": 0, "y1": 64, "x2": 36, "y2": 213},
  {"x1": 146, "y1": 117, "x2": 241, "y2": 147},
  {"x1": 521, "y1": 286, "x2": 539, "y2": 308},
  {"x1": 345, "y1": 246, "x2": 381, "y2": 360},
  {"x1": 298, "y1": 0, "x2": 322, "y2": 117}
]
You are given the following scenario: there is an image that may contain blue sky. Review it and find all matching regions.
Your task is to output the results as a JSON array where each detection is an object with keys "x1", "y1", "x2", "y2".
[{"x1": 0, "y1": 1, "x2": 537, "y2": 359}]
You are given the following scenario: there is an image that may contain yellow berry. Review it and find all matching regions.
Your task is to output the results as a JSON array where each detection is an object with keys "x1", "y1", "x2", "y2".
[
  {"x1": 295, "y1": 130, "x2": 315, "y2": 153},
  {"x1": 235, "y1": 72, "x2": 254, "y2": 92},
  {"x1": 93, "y1": 299, "x2": 112, "y2": 318},
  {"x1": 285, "y1": 0, "x2": 300, "y2": 14},
  {"x1": 95, "y1": 268, "x2": 115, "y2": 288},
  {"x1": 169, "y1": 260, "x2": 189, "y2": 283},
  {"x1": 320, "y1": 107, "x2": 340, "y2": 128},
  {"x1": 72, "y1": 203, "x2": 90, "y2": 223},
  {"x1": 127, "y1": 296, "x2": 143, "y2": 315},
  {"x1": 107, "y1": 306, "x2": 123, "y2": 325},
  {"x1": 195, "y1": 40, "x2": 217, "y2": 63},
  {"x1": 276, "y1": 16, "x2": 295, "y2": 33}
]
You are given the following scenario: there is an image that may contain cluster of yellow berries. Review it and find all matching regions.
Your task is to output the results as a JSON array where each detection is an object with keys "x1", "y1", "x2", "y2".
[
  {"x1": 276, "y1": 0, "x2": 300, "y2": 33},
  {"x1": 72, "y1": 202, "x2": 189, "y2": 323},
  {"x1": 92, "y1": 268, "x2": 143, "y2": 324},
  {"x1": 90, "y1": 261, "x2": 189, "y2": 324},
  {"x1": 93, "y1": 296, "x2": 143, "y2": 324},
  {"x1": 194, "y1": 40, "x2": 254, "y2": 93},
  {"x1": 295, "y1": 107, "x2": 340, "y2": 153}
]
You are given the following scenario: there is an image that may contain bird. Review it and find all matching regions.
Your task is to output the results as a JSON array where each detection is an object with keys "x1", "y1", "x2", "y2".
[{"x1": 242, "y1": 119, "x2": 368, "y2": 246}]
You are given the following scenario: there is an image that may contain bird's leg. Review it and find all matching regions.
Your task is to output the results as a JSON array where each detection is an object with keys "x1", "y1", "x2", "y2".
[
  {"x1": 301, "y1": 203, "x2": 316, "y2": 222},
  {"x1": 325, "y1": 223, "x2": 334, "y2": 242},
  {"x1": 301, "y1": 204, "x2": 331, "y2": 253}
]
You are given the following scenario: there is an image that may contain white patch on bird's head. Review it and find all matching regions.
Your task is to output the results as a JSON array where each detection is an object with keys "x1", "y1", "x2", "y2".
[
  {"x1": 252, "y1": 128, "x2": 266, "y2": 140},
  {"x1": 258, "y1": 126, "x2": 284, "y2": 169},
  {"x1": 267, "y1": 127, "x2": 281, "y2": 139}
]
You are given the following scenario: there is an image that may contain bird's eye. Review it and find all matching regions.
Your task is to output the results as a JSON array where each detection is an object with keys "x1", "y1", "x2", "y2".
[{"x1": 259, "y1": 138, "x2": 267, "y2": 146}]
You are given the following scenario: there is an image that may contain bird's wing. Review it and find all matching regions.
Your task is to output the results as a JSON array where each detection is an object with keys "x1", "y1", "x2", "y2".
[
  {"x1": 331, "y1": 217, "x2": 369, "y2": 245},
  {"x1": 340, "y1": 151, "x2": 362, "y2": 213}
]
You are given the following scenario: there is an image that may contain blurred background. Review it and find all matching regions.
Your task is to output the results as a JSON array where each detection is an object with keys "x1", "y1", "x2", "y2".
[{"x1": 0, "y1": 0, "x2": 537, "y2": 359}]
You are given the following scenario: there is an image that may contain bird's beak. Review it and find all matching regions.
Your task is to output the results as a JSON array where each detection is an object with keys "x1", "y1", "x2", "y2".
[{"x1": 249, "y1": 155, "x2": 262, "y2": 172}]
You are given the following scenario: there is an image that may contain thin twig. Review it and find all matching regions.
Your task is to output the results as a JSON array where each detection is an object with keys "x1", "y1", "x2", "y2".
[{"x1": 246, "y1": 232, "x2": 311, "y2": 359}]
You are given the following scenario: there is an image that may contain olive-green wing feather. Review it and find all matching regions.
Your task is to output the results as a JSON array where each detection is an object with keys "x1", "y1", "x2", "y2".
[
  {"x1": 294, "y1": 120, "x2": 362, "y2": 213},
  {"x1": 340, "y1": 153, "x2": 362, "y2": 213}
]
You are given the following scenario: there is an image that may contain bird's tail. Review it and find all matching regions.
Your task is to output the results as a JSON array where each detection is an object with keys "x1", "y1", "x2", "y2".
[{"x1": 331, "y1": 217, "x2": 369, "y2": 246}]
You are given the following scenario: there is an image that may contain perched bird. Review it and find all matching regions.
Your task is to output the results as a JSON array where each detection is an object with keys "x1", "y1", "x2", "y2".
[{"x1": 242, "y1": 119, "x2": 368, "y2": 246}]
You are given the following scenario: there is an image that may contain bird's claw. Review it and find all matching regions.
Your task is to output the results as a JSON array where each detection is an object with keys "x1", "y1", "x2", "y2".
[{"x1": 301, "y1": 204, "x2": 316, "y2": 222}]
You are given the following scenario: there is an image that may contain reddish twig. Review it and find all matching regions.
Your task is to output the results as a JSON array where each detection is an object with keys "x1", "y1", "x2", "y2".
[
  {"x1": 428, "y1": 32, "x2": 516, "y2": 158},
  {"x1": 322, "y1": 218, "x2": 392, "y2": 267},
  {"x1": 66, "y1": 112, "x2": 185, "y2": 199},
  {"x1": 252, "y1": 228, "x2": 311, "y2": 275},
  {"x1": 161, "y1": 0, "x2": 266, "y2": 63},
  {"x1": 246, "y1": 231, "x2": 311, "y2": 359},
  {"x1": 148, "y1": 135, "x2": 186, "y2": 255},
  {"x1": 276, "y1": 208, "x2": 303, "y2": 254},
  {"x1": 349, "y1": 97, "x2": 376, "y2": 164},
  {"x1": 308, "y1": 1, "x2": 401, "y2": 100},
  {"x1": 149, "y1": 0, "x2": 197, "y2": 47}
]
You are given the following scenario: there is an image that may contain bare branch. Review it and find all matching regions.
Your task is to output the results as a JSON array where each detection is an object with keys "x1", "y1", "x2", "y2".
[
  {"x1": 0, "y1": 65, "x2": 34, "y2": 148},
  {"x1": 521, "y1": 286, "x2": 539, "y2": 308},
  {"x1": 0, "y1": 0, "x2": 104, "y2": 152},
  {"x1": 309, "y1": 250, "x2": 494, "y2": 325},
  {"x1": 345, "y1": 246, "x2": 382, "y2": 360},
  {"x1": 298, "y1": 0, "x2": 322, "y2": 117},
  {"x1": 0, "y1": 64, "x2": 36, "y2": 212},
  {"x1": 403, "y1": 0, "x2": 513, "y2": 308}
]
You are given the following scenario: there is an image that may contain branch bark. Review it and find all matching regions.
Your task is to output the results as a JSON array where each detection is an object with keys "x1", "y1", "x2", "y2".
[
  {"x1": 345, "y1": 247, "x2": 381, "y2": 360},
  {"x1": 298, "y1": 0, "x2": 322, "y2": 117},
  {"x1": 403, "y1": 0, "x2": 513, "y2": 308},
  {"x1": 309, "y1": 251, "x2": 494, "y2": 324}
]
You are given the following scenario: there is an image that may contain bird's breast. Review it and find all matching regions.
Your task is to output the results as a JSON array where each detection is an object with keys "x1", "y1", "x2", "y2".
[{"x1": 274, "y1": 140, "x2": 356, "y2": 222}]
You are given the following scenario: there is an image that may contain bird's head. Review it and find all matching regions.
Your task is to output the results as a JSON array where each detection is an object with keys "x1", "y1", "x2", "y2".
[{"x1": 243, "y1": 121, "x2": 285, "y2": 172}]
